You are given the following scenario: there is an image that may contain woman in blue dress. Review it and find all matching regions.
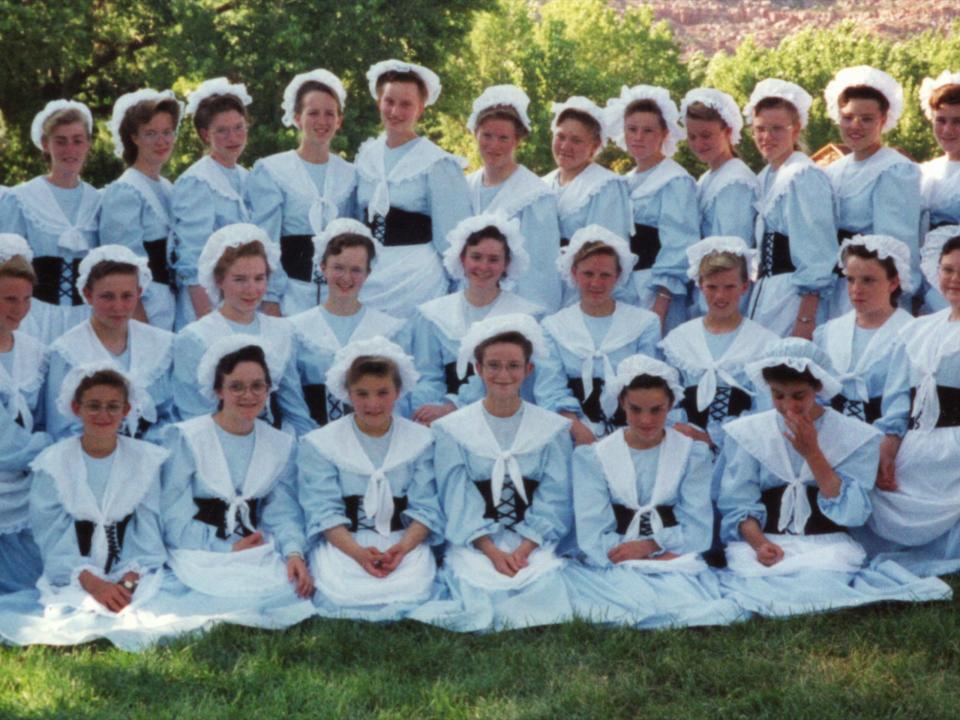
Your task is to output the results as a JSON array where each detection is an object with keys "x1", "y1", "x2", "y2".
[
  {"x1": 823, "y1": 66, "x2": 921, "y2": 317},
  {"x1": 299, "y1": 337, "x2": 445, "y2": 621},
  {"x1": 604, "y1": 85, "x2": 699, "y2": 332},
  {"x1": 0, "y1": 236, "x2": 51, "y2": 593},
  {"x1": 248, "y1": 69, "x2": 358, "y2": 315},
  {"x1": 538, "y1": 225, "x2": 660, "y2": 446},
  {"x1": 171, "y1": 223, "x2": 312, "y2": 435},
  {"x1": 427, "y1": 313, "x2": 575, "y2": 631},
  {"x1": 743, "y1": 80, "x2": 837, "y2": 338},
  {"x1": 100, "y1": 89, "x2": 182, "y2": 330},
  {"x1": 865, "y1": 229, "x2": 960, "y2": 576},
  {"x1": 565, "y1": 354, "x2": 744, "y2": 628},
  {"x1": 46, "y1": 245, "x2": 175, "y2": 441},
  {"x1": 716, "y1": 338, "x2": 950, "y2": 617},
  {"x1": 0, "y1": 100, "x2": 99, "y2": 343},
  {"x1": 918, "y1": 70, "x2": 960, "y2": 313},
  {"x1": 466, "y1": 85, "x2": 562, "y2": 313},
  {"x1": 354, "y1": 60, "x2": 472, "y2": 317},
  {"x1": 410, "y1": 213, "x2": 543, "y2": 426},
  {"x1": 172, "y1": 78, "x2": 280, "y2": 326},
  {"x1": 290, "y1": 218, "x2": 406, "y2": 428}
]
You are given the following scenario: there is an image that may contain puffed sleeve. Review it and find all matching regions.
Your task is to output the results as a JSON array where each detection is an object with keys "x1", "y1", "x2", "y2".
[
  {"x1": 401, "y1": 443, "x2": 445, "y2": 545},
  {"x1": 99, "y1": 182, "x2": 147, "y2": 251},
  {"x1": 815, "y1": 432, "x2": 879, "y2": 528},
  {"x1": 0, "y1": 397, "x2": 52, "y2": 468},
  {"x1": 872, "y1": 162, "x2": 922, "y2": 298},
  {"x1": 171, "y1": 329, "x2": 215, "y2": 420},
  {"x1": 44, "y1": 348, "x2": 81, "y2": 440},
  {"x1": 570, "y1": 444, "x2": 621, "y2": 566},
  {"x1": 588, "y1": 178, "x2": 633, "y2": 240},
  {"x1": 246, "y1": 161, "x2": 286, "y2": 243},
  {"x1": 0, "y1": 191, "x2": 27, "y2": 235},
  {"x1": 297, "y1": 436, "x2": 351, "y2": 544},
  {"x1": 433, "y1": 425, "x2": 499, "y2": 545},
  {"x1": 635, "y1": 313, "x2": 662, "y2": 358},
  {"x1": 654, "y1": 440, "x2": 713, "y2": 555},
  {"x1": 516, "y1": 195, "x2": 563, "y2": 313},
  {"x1": 260, "y1": 447, "x2": 307, "y2": 557},
  {"x1": 705, "y1": 180, "x2": 756, "y2": 245},
  {"x1": 784, "y1": 169, "x2": 837, "y2": 296},
  {"x1": 171, "y1": 174, "x2": 216, "y2": 287},
  {"x1": 717, "y1": 435, "x2": 766, "y2": 542},
  {"x1": 512, "y1": 430, "x2": 573, "y2": 546},
  {"x1": 410, "y1": 311, "x2": 449, "y2": 410},
  {"x1": 878, "y1": 338, "x2": 911, "y2": 438},
  {"x1": 427, "y1": 158, "x2": 472, "y2": 255},
  {"x1": 29, "y1": 467, "x2": 86, "y2": 586},
  {"x1": 533, "y1": 333, "x2": 583, "y2": 415},
  {"x1": 650, "y1": 177, "x2": 700, "y2": 297}
]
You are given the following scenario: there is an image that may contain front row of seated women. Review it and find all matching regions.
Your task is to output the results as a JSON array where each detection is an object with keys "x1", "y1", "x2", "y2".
[{"x1": 0, "y1": 304, "x2": 952, "y2": 647}]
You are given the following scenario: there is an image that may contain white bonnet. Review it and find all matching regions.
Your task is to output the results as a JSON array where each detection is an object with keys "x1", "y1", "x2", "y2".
[
  {"x1": 606, "y1": 354, "x2": 684, "y2": 407},
  {"x1": 838, "y1": 234, "x2": 913, "y2": 294},
  {"x1": 76, "y1": 244, "x2": 153, "y2": 302},
  {"x1": 196, "y1": 335, "x2": 273, "y2": 403},
  {"x1": 56, "y1": 361, "x2": 144, "y2": 423},
  {"x1": 744, "y1": 338, "x2": 842, "y2": 400},
  {"x1": 197, "y1": 223, "x2": 281, "y2": 303},
  {"x1": 466, "y1": 84, "x2": 532, "y2": 134},
  {"x1": 556, "y1": 224, "x2": 637, "y2": 289},
  {"x1": 366, "y1": 59, "x2": 441, "y2": 106},
  {"x1": 312, "y1": 218, "x2": 383, "y2": 272},
  {"x1": 920, "y1": 70, "x2": 960, "y2": 120},
  {"x1": 743, "y1": 79, "x2": 813, "y2": 129},
  {"x1": 922, "y1": 224, "x2": 960, "y2": 290},
  {"x1": 108, "y1": 88, "x2": 182, "y2": 159},
  {"x1": 442, "y1": 213, "x2": 530, "y2": 287},
  {"x1": 605, "y1": 84, "x2": 683, "y2": 157},
  {"x1": 551, "y1": 96, "x2": 608, "y2": 151},
  {"x1": 31, "y1": 100, "x2": 94, "y2": 150},
  {"x1": 824, "y1": 65, "x2": 903, "y2": 133},
  {"x1": 455, "y1": 313, "x2": 547, "y2": 381},
  {"x1": 281, "y1": 68, "x2": 347, "y2": 127},
  {"x1": 0, "y1": 233, "x2": 33, "y2": 264},
  {"x1": 185, "y1": 77, "x2": 252, "y2": 117},
  {"x1": 686, "y1": 235, "x2": 757, "y2": 281},
  {"x1": 680, "y1": 87, "x2": 744, "y2": 146},
  {"x1": 325, "y1": 336, "x2": 420, "y2": 405}
]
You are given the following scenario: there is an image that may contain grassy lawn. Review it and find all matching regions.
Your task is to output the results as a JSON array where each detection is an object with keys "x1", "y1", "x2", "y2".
[{"x1": 2, "y1": 576, "x2": 959, "y2": 720}]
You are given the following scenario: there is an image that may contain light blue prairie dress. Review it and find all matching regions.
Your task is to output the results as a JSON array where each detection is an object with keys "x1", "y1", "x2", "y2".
[{"x1": 919, "y1": 156, "x2": 960, "y2": 312}]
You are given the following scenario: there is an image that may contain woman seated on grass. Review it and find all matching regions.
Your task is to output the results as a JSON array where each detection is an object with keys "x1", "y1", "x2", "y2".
[
  {"x1": 298, "y1": 337, "x2": 444, "y2": 621},
  {"x1": 716, "y1": 338, "x2": 950, "y2": 617},
  {"x1": 565, "y1": 355, "x2": 744, "y2": 629}
]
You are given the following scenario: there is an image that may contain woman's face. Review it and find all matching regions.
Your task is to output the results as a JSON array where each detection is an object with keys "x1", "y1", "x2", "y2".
[
  {"x1": 462, "y1": 237, "x2": 508, "y2": 292},
  {"x1": 838, "y1": 97, "x2": 885, "y2": 155},
  {"x1": 623, "y1": 111, "x2": 667, "y2": 164},
  {"x1": 939, "y1": 248, "x2": 960, "y2": 308},
  {"x1": 477, "y1": 341, "x2": 532, "y2": 403},
  {"x1": 42, "y1": 121, "x2": 90, "y2": 176},
  {"x1": 218, "y1": 255, "x2": 268, "y2": 314},
  {"x1": 296, "y1": 90, "x2": 342, "y2": 148},
  {"x1": 133, "y1": 111, "x2": 176, "y2": 168},
  {"x1": 685, "y1": 117, "x2": 732, "y2": 166},
  {"x1": 83, "y1": 272, "x2": 141, "y2": 331},
  {"x1": 751, "y1": 107, "x2": 800, "y2": 166},
  {"x1": 768, "y1": 379, "x2": 819, "y2": 419},
  {"x1": 0, "y1": 276, "x2": 33, "y2": 332},
  {"x1": 378, "y1": 81, "x2": 424, "y2": 136},
  {"x1": 699, "y1": 267, "x2": 749, "y2": 321},
  {"x1": 201, "y1": 109, "x2": 247, "y2": 165},
  {"x1": 348, "y1": 373, "x2": 399, "y2": 433},
  {"x1": 216, "y1": 360, "x2": 270, "y2": 422},
  {"x1": 621, "y1": 386, "x2": 670, "y2": 444},
  {"x1": 476, "y1": 117, "x2": 520, "y2": 174},
  {"x1": 572, "y1": 252, "x2": 620, "y2": 306},
  {"x1": 552, "y1": 118, "x2": 599, "y2": 173},
  {"x1": 932, "y1": 104, "x2": 960, "y2": 159},
  {"x1": 322, "y1": 246, "x2": 370, "y2": 302},
  {"x1": 73, "y1": 384, "x2": 130, "y2": 441},
  {"x1": 845, "y1": 255, "x2": 898, "y2": 315}
]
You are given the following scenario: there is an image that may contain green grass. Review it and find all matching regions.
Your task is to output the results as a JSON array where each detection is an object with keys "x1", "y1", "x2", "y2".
[{"x1": 2, "y1": 577, "x2": 960, "y2": 720}]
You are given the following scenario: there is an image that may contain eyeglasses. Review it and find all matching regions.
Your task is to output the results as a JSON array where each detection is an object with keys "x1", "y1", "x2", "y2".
[
  {"x1": 138, "y1": 130, "x2": 177, "y2": 142},
  {"x1": 224, "y1": 380, "x2": 270, "y2": 396},
  {"x1": 79, "y1": 401, "x2": 126, "y2": 415}
]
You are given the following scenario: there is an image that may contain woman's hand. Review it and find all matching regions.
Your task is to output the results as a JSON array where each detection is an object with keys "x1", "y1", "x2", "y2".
[
  {"x1": 286, "y1": 554, "x2": 314, "y2": 598},
  {"x1": 378, "y1": 544, "x2": 408, "y2": 575},
  {"x1": 232, "y1": 530, "x2": 265, "y2": 552},
  {"x1": 876, "y1": 434, "x2": 902, "y2": 492},
  {"x1": 78, "y1": 569, "x2": 133, "y2": 613},
  {"x1": 569, "y1": 418, "x2": 597, "y2": 447},
  {"x1": 672, "y1": 422, "x2": 713, "y2": 446},
  {"x1": 755, "y1": 540, "x2": 785, "y2": 566},
  {"x1": 353, "y1": 546, "x2": 390, "y2": 578},
  {"x1": 412, "y1": 403, "x2": 456, "y2": 427},
  {"x1": 188, "y1": 285, "x2": 213, "y2": 318},
  {"x1": 782, "y1": 410, "x2": 820, "y2": 460},
  {"x1": 260, "y1": 301, "x2": 282, "y2": 317},
  {"x1": 608, "y1": 538, "x2": 659, "y2": 563},
  {"x1": 474, "y1": 535, "x2": 529, "y2": 577},
  {"x1": 652, "y1": 290, "x2": 671, "y2": 334},
  {"x1": 790, "y1": 295, "x2": 819, "y2": 340}
]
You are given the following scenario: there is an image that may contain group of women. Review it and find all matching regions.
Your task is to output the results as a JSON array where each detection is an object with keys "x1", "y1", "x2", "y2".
[{"x1": 0, "y1": 58, "x2": 959, "y2": 649}]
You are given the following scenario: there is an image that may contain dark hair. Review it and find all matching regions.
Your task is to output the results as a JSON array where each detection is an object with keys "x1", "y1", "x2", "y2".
[
  {"x1": 0, "y1": 256, "x2": 37, "y2": 286},
  {"x1": 941, "y1": 235, "x2": 960, "y2": 260},
  {"x1": 474, "y1": 330, "x2": 534, "y2": 365},
  {"x1": 345, "y1": 356, "x2": 403, "y2": 391},
  {"x1": 193, "y1": 93, "x2": 248, "y2": 137},
  {"x1": 556, "y1": 108, "x2": 602, "y2": 144},
  {"x1": 460, "y1": 225, "x2": 512, "y2": 269},
  {"x1": 624, "y1": 98, "x2": 667, "y2": 131},
  {"x1": 618, "y1": 374, "x2": 675, "y2": 405},
  {"x1": 761, "y1": 363, "x2": 822, "y2": 390},
  {"x1": 213, "y1": 345, "x2": 272, "y2": 395},
  {"x1": 841, "y1": 244, "x2": 902, "y2": 307},
  {"x1": 84, "y1": 260, "x2": 140, "y2": 293},
  {"x1": 475, "y1": 105, "x2": 529, "y2": 140},
  {"x1": 321, "y1": 233, "x2": 376, "y2": 272},
  {"x1": 40, "y1": 107, "x2": 90, "y2": 164},
  {"x1": 73, "y1": 369, "x2": 130, "y2": 406},
  {"x1": 571, "y1": 240, "x2": 621, "y2": 274},
  {"x1": 119, "y1": 98, "x2": 181, "y2": 166},
  {"x1": 213, "y1": 240, "x2": 271, "y2": 287},
  {"x1": 375, "y1": 70, "x2": 428, "y2": 103},
  {"x1": 294, "y1": 80, "x2": 342, "y2": 116},
  {"x1": 838, "y1": 85, "x2": 890, "y2": 115},
  {"x1": 930, "y1": 84, "x2": 960, "y2": 111}
]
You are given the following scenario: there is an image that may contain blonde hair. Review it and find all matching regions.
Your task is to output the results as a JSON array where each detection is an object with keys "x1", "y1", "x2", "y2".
[
  {"x1": 212, "y1": 241, "x2": 271, "y2": 286},
  {"x1": 0, "y1": 256, "x2": 37, "y2": 286},
  {"x1": 698, "y1": 251, "x2": 748, "y2": 283}
]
